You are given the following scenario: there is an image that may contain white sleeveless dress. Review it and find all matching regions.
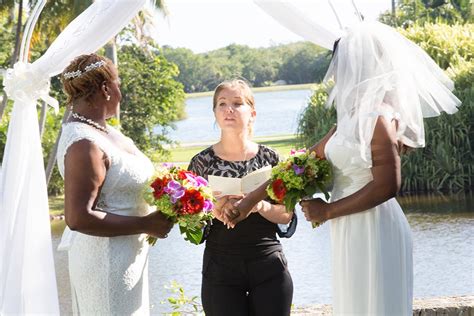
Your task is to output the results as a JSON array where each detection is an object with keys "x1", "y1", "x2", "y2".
[
  {"x1": 325, "y1": 129, "x2": 413, "y2": 315},
  {"x1": 57, "y1": 122, "x2": 154, "y2": 315}
]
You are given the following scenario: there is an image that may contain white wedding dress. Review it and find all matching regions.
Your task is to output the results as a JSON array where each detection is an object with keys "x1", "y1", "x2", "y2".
[
  {"x1": 57, "y1": 122, "x2": 154, "y2": 315},
  {"x1": 325, "y1": 127, "x2": 413, "y2": 315}
]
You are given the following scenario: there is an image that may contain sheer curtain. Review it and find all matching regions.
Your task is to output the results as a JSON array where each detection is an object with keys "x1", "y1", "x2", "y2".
[{"x1": 0, "y1": 0, "x2": 146, "y2": 314}]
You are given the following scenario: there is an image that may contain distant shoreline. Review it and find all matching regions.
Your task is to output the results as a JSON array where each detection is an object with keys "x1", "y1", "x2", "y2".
[{"x1": 186, "y1": 83, "x2": 318, "y2": 99}]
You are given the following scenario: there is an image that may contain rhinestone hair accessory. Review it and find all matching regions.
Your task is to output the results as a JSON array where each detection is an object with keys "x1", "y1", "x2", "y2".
[{"x1": 63, "y1": 60, "x2": 106, "y2": 80}]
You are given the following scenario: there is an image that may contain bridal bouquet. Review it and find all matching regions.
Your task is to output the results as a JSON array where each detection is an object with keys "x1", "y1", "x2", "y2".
[
  {"x1": 144, "y1": 164, "x2": 214, "y2": 245},
  {"x1": 266, "y1": 149, "x2": 331, "y2": 224}
]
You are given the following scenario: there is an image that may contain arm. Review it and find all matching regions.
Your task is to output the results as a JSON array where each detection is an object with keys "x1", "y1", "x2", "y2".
[
  {"x1": 64, "y1": 140, "x2": 173, "y2": 238},
  {"x1": 301, "y1": 117, "x2": 401, "y2": 222},
  {"x1": 253, "y1": 200, "x2": 293, "y2": 224}
]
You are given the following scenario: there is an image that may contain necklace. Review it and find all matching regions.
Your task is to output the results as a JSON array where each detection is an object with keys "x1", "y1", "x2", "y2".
[{"x1": 71, "y1": 112, "x2": 108, "y2": 133}]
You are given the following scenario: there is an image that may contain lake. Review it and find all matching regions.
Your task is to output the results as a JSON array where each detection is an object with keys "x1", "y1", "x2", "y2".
[
  {"x1": 164, "y1": 88, "x2": 314, "y2": 143},
  {"x1": 51, "y1": 192, "x2": 474, "y2": 314}
]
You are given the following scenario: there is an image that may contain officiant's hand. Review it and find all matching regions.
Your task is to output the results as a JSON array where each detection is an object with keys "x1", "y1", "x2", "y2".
[
  {"x1": 223, "y1": 196, "x2": 256, "y2": 228},
  {"x1": 144, "y1": 211, "x2": 174, "y2": 239},
  {"x1": 300, "y1": 198, "x2": 330, "y2": 224},
  {"x1": 213, "y1": 191, "x2": 243, "y2": 223}
]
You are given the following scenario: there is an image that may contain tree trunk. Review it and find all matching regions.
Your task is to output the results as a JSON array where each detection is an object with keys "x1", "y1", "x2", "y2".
[
  {"x1": 45, "y1": 107, "x2": 70, "y2": 187},
  {"x1": 391, "y1": 0, "x2": 397, "y2": 26},
  {"x1": 0, "y1": 0, "x2": 24, "y2": 120},
  {"x1": 104, "y1": 38, "x2": 120, "y2": 123},
  {"x1": 39, "y1": 101, "x2": 47, "y2": 138}
]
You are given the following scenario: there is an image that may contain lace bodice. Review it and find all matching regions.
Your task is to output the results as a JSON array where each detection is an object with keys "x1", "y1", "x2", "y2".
[{"x1": 57, "y1": 122, "x2": 154, "y2": 216}]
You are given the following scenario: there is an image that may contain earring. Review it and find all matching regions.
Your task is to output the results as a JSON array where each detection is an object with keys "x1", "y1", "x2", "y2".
[{"x1": 106, "y1": 95, "x2": 111, "y2": 101}]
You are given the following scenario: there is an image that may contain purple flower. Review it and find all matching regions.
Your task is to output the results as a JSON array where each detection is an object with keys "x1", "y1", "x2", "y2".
[
  {"x1": 196, "y1": 176, "x2": 208, "y2": 187},
  {"x1": 185, "y1": 173, "x2": 209, "y2": 187},
  {"x1": 203, "y1": 200, "x2": 214, "y2": 213},
  {"x1": 164, "y1": 180, "x2": 185, "y2": 203},
  {"x1": 293, "y1": 164, "x2": 305, "y2": 175},
  {"x1": 161, "y1": 162, "x2": 174, "y2": 169}
]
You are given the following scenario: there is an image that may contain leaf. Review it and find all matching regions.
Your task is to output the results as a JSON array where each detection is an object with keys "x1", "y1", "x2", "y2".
[{"x1": 184, "y1": 228, "x2": 203, "y2": 245}]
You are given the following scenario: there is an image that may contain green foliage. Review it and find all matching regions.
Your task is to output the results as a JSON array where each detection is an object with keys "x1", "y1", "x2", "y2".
[
  {"x1": 278, "y1": 43, "x2": 331, "y2": 84},
  {"x1": 161, "y1": 42, "x2": 330, "y2": 93},
  {"x1": 296, "y1": 23, "x2": 473, "y2": 193},
  {"x1": 296, "y1": 83, "x2": 336, "y2": 148},
  {"x1": 399, "y1": 23, "x2": 474, "y2": 69},
  {"x1": 379, "y1": 0, "x2": 472, "y2": 27},
  {"x1": 118, "y1": 44, "x2": 186, "y2": 159},
  {"x1": 0, "y1": 11, "x2": 15, "y2": 68},
  {"x1": 162, "y1": 281, "x2": 203, "y2": 316}
]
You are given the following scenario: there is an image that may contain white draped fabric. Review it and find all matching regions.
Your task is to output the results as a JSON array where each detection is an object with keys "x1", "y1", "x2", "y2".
[{"x1": 0, "y1": 1, "x2": 146, "y2": 314}]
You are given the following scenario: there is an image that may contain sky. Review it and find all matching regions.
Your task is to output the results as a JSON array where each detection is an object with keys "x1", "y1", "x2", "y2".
[{"x1": 151, "y1": 0, "x2": 392, "y2": 53}]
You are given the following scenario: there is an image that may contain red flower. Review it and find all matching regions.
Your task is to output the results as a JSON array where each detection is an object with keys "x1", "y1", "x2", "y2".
[
  {"x1": 177, "y1": 170, "x2": 193, "y2": 180},
  {"x1": 272, "y1": 178, "x2": 287, "y2": 202},
  {"x1": 180, "y1": 189, "x2": 205, "y2": 215},
  {"x1": 150, "y1": 177, "x2": 169, "y2": 199}
]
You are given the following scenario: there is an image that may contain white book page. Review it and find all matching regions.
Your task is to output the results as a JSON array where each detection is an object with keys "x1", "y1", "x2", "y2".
[
  {"x1": 208, "y1": 165, "x2": 272, "y2": 195},
  {"x1": 241, "y1": 165, "x2": 272, "y2": 193}
]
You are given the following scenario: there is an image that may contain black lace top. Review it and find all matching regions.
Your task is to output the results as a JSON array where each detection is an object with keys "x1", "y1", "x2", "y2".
[{"x1": 188, "y1": 144, "x2": 282, "y2": 258}]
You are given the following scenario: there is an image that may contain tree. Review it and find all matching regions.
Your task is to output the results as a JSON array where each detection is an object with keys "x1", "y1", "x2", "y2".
[
  {"x1": 278, "y1": 43, "x2": 329, "y2": 84},
  {"x1": 379, "y1": 0, "x2": 472, "y2": 27},
  {"x1": 118, "y1": 44, "x2": 185, "y2": 158}
]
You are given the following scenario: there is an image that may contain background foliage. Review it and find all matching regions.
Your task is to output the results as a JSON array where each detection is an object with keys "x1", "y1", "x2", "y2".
[{"x1": 161, "y1": 42, "x2": 330, "y2": 93}]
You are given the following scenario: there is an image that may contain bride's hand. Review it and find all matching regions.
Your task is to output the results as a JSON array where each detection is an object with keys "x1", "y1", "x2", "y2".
[
  {"x1": 213, "y1": 191, "x2": 243, "y2": 223},
  {"x1": 224, "y1": 196, "x2": 256, "y2": 228},
  {"x1": 144, "y1": 211, "x2": 174, "y2": 238},
  {"x1": 300, "y1": 198, "x2": 331, "y2": 224}
]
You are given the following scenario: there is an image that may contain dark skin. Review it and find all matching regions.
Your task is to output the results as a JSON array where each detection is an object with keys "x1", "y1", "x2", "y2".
[
  {"x1": 225, "y1": 116, "x2": 402, "y2": 227},
  {"x1": 64, "y1": 65, "x2": 173, "y2": 238}
]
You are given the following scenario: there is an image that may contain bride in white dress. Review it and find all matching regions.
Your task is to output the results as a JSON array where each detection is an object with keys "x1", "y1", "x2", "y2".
[
  {"x1": 227, "y1": 21, "x2": 460, "y2": 316},
  {"x1": 299, "y1": 22, "x2": 460, "y2": 315},
  {"x1": 56, "y1": 53, "x2": 173, "y2": 315}
]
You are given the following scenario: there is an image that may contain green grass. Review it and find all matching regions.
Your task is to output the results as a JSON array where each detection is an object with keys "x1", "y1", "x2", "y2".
[
  {"x1": 161, "y1": 134, "x2": 299, "y2": 164},
  {"x1": 49, "y1": 195, "x2": 65, "y2": 215},
  {"x1": 186, "y1": 83, "x2": 318, "y2": 99}
]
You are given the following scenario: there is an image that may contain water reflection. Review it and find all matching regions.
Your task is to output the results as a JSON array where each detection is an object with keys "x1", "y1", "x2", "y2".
[{"x1": 51, "y1": 193, "x2": 473, "y2": 314}]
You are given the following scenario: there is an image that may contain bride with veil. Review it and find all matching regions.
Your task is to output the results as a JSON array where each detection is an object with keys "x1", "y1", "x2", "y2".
[{"x1": 228, "y1": 1, "x2": 461, "y2": 315}]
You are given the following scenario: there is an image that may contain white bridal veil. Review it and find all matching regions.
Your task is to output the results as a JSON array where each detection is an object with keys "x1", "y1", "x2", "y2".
[
  {"x1": 255, "y1": 0, "x2": 461, "y2": 167},
  {"x1": 0, "y1": 0, "x2": 146, "y2": 314}
]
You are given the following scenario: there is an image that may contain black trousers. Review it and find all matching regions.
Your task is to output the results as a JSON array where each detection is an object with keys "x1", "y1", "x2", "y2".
[{"x1": 201, "y1": 249, "x2": 293, "y2": 316}]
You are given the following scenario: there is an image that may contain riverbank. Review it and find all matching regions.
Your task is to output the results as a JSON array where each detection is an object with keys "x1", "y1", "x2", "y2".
[
  {"x1": 159, "y1": 134, "x2": 298, "y2": 163},
  {"x1": 292, "y1": 295, "x2": 474, "y2": 315},
  {"x1": 186, "y1": 83, "x2": 317, "y2": 98}
]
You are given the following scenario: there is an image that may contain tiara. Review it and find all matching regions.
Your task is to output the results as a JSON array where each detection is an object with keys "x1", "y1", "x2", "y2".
[{"x1": 63, "y1": 60, "x2": 106, "y2": 80}]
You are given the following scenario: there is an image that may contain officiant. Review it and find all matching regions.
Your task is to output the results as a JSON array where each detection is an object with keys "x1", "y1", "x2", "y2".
[{"x1": 187, "y1": 79, "x2": 295, "y2": 316}]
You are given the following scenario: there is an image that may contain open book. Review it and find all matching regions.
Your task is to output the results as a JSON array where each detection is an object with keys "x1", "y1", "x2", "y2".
[{"x1": 208, "y1": 165, "x2": 272, "y2": 195}]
